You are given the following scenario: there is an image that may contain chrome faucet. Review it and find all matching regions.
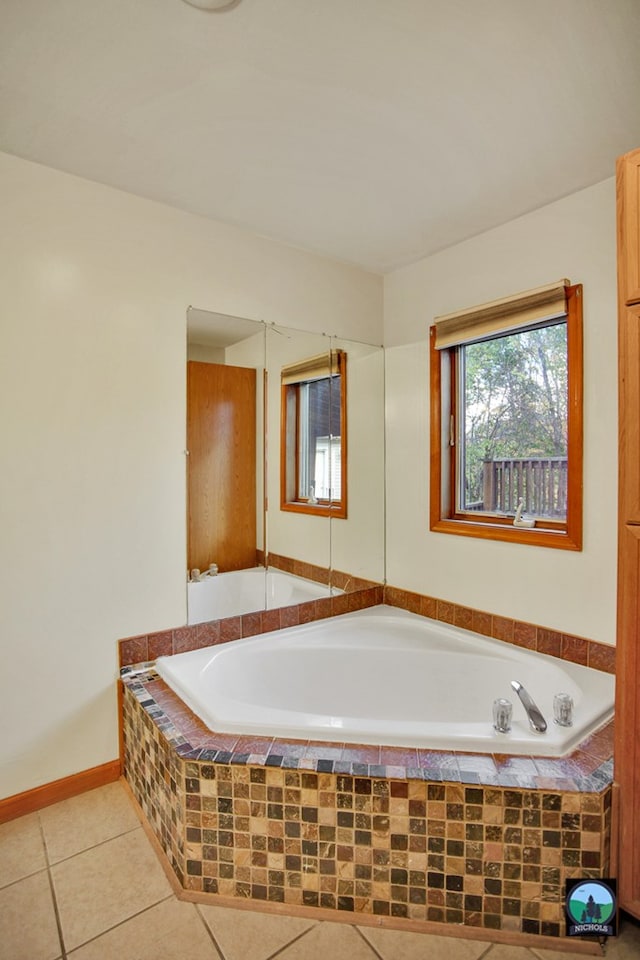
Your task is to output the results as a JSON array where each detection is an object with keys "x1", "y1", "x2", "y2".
[{"x1": 511, "y1": 680, "x2": 547, "y2": 733}]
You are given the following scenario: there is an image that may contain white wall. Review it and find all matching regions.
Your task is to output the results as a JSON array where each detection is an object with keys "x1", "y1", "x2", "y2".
[
  {"x1": 187, "y1": 343, "x2": 225, "y2": 363},
  {"x1": 0, "y1": 152, "x2": 382, "y2": 799},
  {"x1": 0, "y1": 152, "x2": 618, "y2": 800},
  {"x1": 384, "y1": 179, "x2": 618, "y2": 644}
]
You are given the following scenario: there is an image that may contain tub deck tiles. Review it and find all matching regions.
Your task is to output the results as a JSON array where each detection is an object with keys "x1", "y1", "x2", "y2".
[{"x1": 121, "y1": 668, "x2": 613, "y2": 793}]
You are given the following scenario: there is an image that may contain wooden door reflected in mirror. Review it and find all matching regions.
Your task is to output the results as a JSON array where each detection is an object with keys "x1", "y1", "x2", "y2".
[{"x1": 187, "y1": 360, "x2": 257, "y2": 573}]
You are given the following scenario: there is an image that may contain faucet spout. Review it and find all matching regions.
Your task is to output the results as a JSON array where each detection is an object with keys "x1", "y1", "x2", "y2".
[{"x1": 511, "y1": 680, "x2": 547, "y2": 733}]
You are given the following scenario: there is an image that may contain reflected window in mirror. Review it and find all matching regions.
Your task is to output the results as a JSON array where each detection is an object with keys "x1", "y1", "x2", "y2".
[{"x1": 281, "y1": 350, "x2": 347, "y2": 517}]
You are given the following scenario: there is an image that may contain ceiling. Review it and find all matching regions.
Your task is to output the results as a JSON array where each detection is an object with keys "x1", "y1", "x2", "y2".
[{"x1": 1, "y1": 0, "x2": 639, "y2": 273}]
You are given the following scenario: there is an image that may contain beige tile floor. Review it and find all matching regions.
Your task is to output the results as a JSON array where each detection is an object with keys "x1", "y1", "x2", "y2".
[{"x1": 1, "y1": 780, "x2": 639, "y2": 960}]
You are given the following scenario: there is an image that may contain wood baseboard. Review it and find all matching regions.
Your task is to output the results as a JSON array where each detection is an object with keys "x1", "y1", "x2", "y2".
[{"x1": 0, "y1": 759, "x2": 121, "y2": 824}]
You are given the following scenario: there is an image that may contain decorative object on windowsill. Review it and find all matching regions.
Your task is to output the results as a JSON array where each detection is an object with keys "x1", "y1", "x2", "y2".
[
  {"x1": 513, "y1": 497, "x2": 535, "y2": 529},
  {"x1": 181, "y1": 0, "x2": 241, "y2": 11}
]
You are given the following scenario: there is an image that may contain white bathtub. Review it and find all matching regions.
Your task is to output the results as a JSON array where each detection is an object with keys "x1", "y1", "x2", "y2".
[
  {"x1": 187, "y1": 567, "x2": 341, "y2": 624},
  {"x1": 157, "y1": 605, "x2": 614, "y2": 757}
]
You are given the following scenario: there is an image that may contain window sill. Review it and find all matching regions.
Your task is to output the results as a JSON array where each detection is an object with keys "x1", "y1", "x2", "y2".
[
  {"x1": 430, "y1": 517, "x2": 581, "y2": 551},
  {"x1": 281, "y1": 501, "x2": 347, "y2": 519}
]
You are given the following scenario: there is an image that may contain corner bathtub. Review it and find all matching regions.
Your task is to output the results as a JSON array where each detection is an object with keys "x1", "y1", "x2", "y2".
[
  {"x1": 156, "y1": 605, "x2": 614, "y2": 757},
  {"x1": 187, "y1": 567, "x2": 341, "y2": 624}
]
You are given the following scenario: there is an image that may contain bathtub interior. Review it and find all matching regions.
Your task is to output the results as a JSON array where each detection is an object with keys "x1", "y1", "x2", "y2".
[
  {"x1": 187, "y1": 565, "x2": 343, "y2": 624},
  {"x1": 156, "y1": 605, "x2": 615, "y2": 758}
]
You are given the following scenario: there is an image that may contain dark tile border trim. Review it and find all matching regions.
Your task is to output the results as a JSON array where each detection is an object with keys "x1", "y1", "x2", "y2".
[
  {"x1": 383, "y1": 586, "x2": 615, "y2": 675},
  {"x1": 119, "y1": 584, "x2": 383, "y2": 668},
  {"x1": 119, "y1": 578, "x2": 614, "y2": 676}
]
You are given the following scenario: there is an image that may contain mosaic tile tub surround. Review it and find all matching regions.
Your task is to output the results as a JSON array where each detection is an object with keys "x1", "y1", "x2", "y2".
[
  {"x1": 121, "y1": 671, "x2": 612, "y2": 938},
  {"x1": 120, "y1": 575, "x2": 614, "y2": 938}
]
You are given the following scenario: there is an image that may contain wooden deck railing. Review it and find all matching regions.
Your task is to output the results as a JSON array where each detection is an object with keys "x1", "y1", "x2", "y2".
[{"x1": 478, "y1": 456, "x2": 568, "y2": 517}]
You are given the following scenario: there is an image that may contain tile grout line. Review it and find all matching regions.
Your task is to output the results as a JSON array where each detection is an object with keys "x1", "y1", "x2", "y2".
[
  {"x1": 39, "y1": 813, "x2": 68, "y2": 960},
  {"x1": 478, "y1": 941, "x2": 536, "y2": 959},
  {"x1": 37, "y1": 802, "x2": 171, "y2": 956},
  {"x1": 358, "y1": 924, "x2": 541, "y2": 960},
  {"x1": 477, "y1": 942, "x2": 497, "y2": 959},
  {"x1": 0, "y1": 864, "x2": 50, "y2": 893},
  {"x1": 354, "y1": 923, "x2": 389, "y2": 960},
  {"x1": 44, "y1": 822, "x2": 143, "y2": 869},
  {"x1": 63, "y1": 894, "x2": 177, "y2": 955},
  {"x1": 265, "y1": 919, "x2": 323, "y2": 959},
  {"x1": 194, "y1": 902, "x2": 227, "y2": 959}
]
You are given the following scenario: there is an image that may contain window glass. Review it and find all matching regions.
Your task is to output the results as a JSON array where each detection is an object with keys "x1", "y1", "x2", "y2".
[
  {"x1": 281, "y1": 350, "x2": 346, "y2": 517},
  {"x1": 459, "y1": 322, "x2": 568, "y2": 521},
  {"x1": 298, "y1": 376, "x2": 342, "y2": 502}
]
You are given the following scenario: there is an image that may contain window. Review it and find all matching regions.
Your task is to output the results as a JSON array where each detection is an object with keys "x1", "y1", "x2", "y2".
[
  {"x1": 281, "y1": 349, "x2": 347, "y2": 517},
  {"x1": 430, "y1": 281, "x2": 582, "y2": 549}
]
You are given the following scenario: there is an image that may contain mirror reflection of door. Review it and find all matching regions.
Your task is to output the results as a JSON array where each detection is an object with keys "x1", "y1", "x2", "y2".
[{"x1": 187, "y1": 360, "x2": 257, "y2": 573}]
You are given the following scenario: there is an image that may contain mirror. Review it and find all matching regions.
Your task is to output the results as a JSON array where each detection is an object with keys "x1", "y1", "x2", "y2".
[
  {"x1": 265, "y1": 324, "x2": 332, "y2": 583},
  {"x1": 329, "y1": 333, "x2": 385, "y2": 584},
  {"x1": 186, "y1": 309, "x2": 385, "y2": 624},
  {"x1": 186, "y1": 309, "x2": 266, "y2": 623}
]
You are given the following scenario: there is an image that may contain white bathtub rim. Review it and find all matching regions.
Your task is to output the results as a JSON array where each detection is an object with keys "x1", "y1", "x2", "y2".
[{"x1": 156, "y1": 605, "x2": 614, "y2": 758}]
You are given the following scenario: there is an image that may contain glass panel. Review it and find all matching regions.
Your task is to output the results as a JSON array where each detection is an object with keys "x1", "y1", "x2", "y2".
[
  {"x1": 298, "y1": 375, "x2": 342, "y2": 502},
  {"x1": 186, "y1": 309, "x2": 267, "y2": 623},
  {"x1": 266, "y1": 324, "x2": 332, "y2": 568},
  {"x1": 185, "y1": 314, "x2": 385, "y2": 623},
  {"x1": 329, "y1": 334, "x2": 386, "y2": 586},
  {"x1": 459, "y1": 321, "x2": 568, "y2": 520}
]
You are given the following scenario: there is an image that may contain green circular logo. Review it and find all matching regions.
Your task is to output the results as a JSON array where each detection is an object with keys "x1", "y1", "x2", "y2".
[{"x1": 567, "y1": 882, "x2": 615, "y2": 926}]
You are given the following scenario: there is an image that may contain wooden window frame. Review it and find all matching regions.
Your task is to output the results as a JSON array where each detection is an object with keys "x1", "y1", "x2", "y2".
[
  {"x1": 280, "y1": 350, "x2": 347, "y2": 518},
  {"x1": 429, "y1": 284, "x2": 583, "y2": 550}
]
